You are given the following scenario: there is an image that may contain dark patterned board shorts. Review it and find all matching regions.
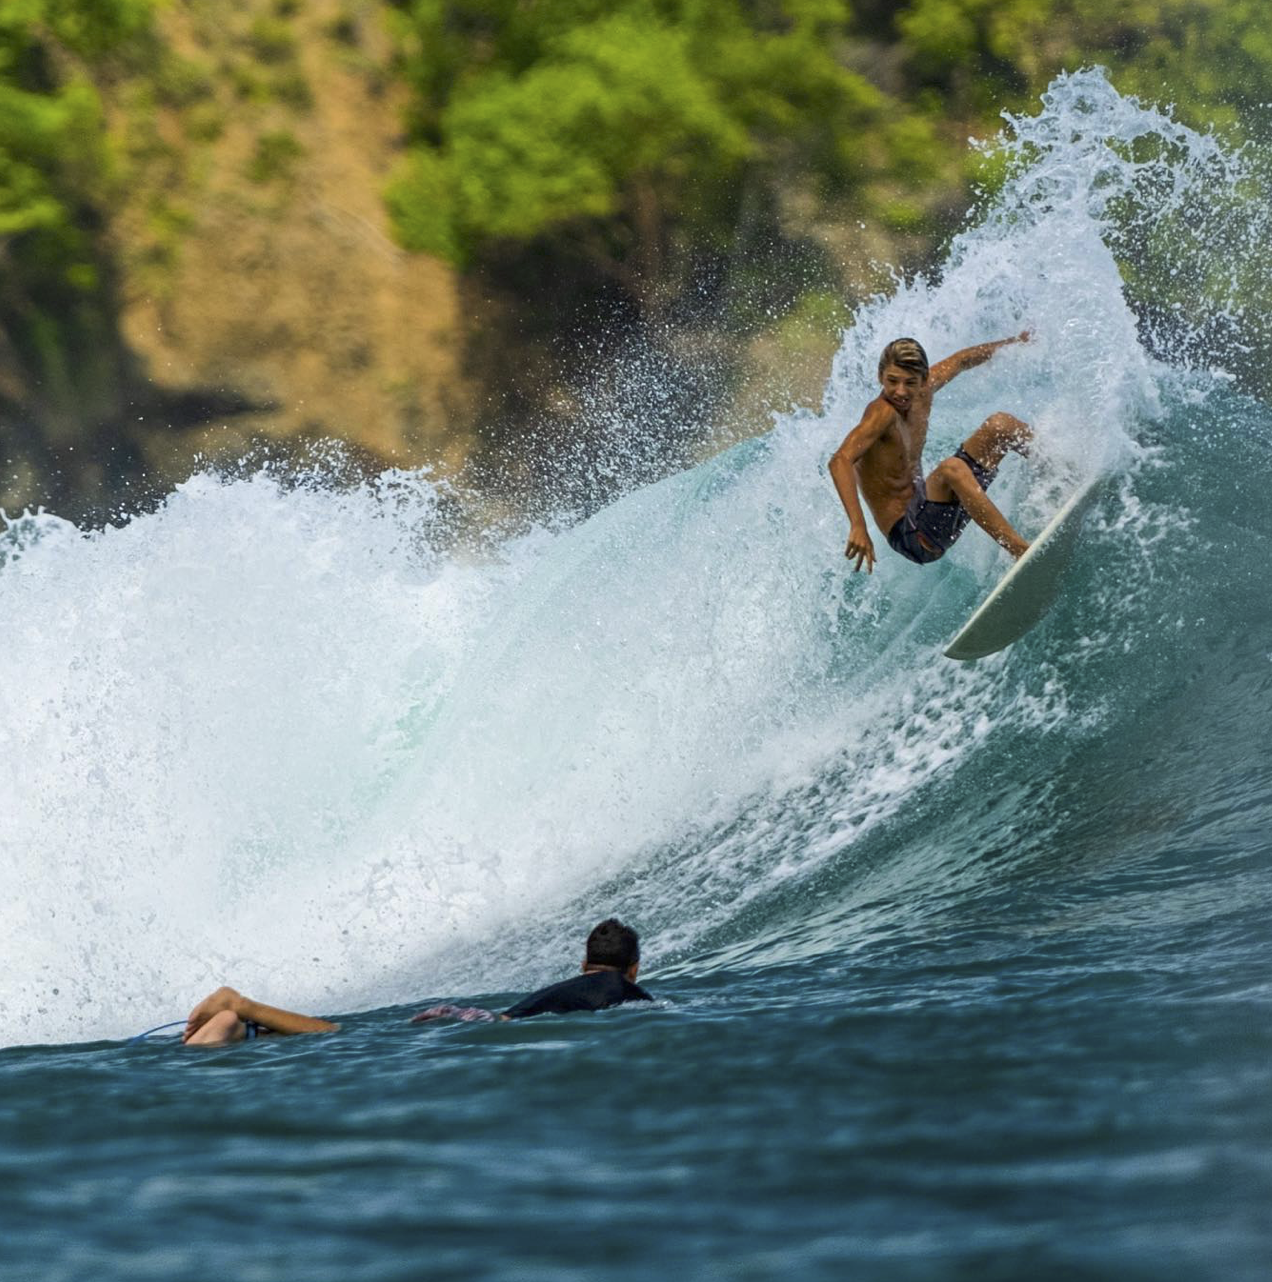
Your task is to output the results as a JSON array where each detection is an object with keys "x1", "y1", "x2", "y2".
[{"x1": 887, "y1": 448, "x2": 997, "y2": 565}]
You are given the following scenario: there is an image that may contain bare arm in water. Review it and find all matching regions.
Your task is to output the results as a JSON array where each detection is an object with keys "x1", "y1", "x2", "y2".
[{"x1": 183, "y1": 986, "x2": 340, "y2": 1043}]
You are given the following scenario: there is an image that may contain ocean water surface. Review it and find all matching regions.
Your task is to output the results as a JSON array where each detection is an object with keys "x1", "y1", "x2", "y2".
[{"x1": 3, "y1": 71, "x2": 1271, "y2": 1280}]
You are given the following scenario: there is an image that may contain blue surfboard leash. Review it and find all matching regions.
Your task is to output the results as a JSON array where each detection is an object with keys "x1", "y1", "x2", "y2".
[{"x1": 127, "y1": 1020, "x2": 185, "y2": 1044}]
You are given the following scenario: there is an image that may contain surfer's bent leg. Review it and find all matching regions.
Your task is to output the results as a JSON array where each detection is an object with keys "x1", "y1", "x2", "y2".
[
  {"x1": 961, "y1": 412, "x2": 1031, "y2": 471},
  {"x1": 926, "y1": 414, "x2": 1032, "y2": 560}
]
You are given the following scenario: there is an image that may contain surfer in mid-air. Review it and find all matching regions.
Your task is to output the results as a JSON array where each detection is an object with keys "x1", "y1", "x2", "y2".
[{"x1": 829, "y1": 334, "x2": 1033, "y2": 572}]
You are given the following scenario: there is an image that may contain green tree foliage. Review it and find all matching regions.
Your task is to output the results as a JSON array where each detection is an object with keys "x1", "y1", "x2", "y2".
[
  {"x1": 894, "y1": 0, "x2": 1272, "y2": 133},
  {"x1": 894, "y1": 0, "x2": 1272, "y2": 395},
  {"x1": 385, "y1": 0, "x2": 892, "y2": 315},
  {"x1": 0, "y1": 0, "x2": 156, "y2": 426},
  {"x1": 4, "y1": 0, "x2": 1271, "y2": 514}
]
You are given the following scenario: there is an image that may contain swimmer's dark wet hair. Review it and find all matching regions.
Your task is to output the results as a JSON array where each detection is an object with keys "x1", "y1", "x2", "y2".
[
  {"x1": 878, "y1": 337, "x2": 929, "y2": 379},
  {"x1": 586, "y1": 918, "x2": 640, "y2": 970}
]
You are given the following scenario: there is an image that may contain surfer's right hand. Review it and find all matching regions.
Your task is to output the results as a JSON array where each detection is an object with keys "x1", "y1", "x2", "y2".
[{"x1": 846, "y1": 526, "x2": 876, "y2": 574}]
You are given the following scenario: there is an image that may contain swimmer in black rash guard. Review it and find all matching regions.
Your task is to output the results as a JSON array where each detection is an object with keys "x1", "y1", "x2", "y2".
[{"x1": 411, "y1": 918, "x2": 653, "y2": 1024}]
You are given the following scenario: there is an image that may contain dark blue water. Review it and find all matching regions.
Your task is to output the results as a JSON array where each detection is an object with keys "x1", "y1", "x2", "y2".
[
  {"x1": 3, "y1": 71, "x2": 1271, "y2": 1280},
  {"x1": 5, "y1": 855, "x2": 1269, "y2": 1281}
]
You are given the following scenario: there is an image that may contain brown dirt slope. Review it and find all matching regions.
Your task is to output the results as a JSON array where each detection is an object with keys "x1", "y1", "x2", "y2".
[{"x1": 114, "y1": 0, "x2": 474, "y2": 488}]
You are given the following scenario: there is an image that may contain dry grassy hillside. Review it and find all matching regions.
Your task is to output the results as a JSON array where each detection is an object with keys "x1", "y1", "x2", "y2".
[{"x1": 111, "y1": 0, "x2": 476, "y2": 491}]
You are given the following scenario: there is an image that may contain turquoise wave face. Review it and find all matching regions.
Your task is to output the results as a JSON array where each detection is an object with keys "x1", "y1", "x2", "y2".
[{"x1": 1, "y1": 70, "x2": 1269, "y2": 1046}]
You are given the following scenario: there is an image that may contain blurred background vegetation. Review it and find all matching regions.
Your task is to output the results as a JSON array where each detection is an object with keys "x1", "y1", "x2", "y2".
[{"x1": 1, "y1": 0, "x2": 1267, "y2": 522}]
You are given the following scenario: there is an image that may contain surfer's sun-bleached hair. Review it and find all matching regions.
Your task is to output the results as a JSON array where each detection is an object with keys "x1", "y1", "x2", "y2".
[{"x1": 878, "y1": 337, "x2": 930, "y2": 379}]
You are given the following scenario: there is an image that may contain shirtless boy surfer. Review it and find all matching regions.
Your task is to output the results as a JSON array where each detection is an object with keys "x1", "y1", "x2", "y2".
[{"x1": 829, "y1": 334, "x2": 1033, "y2": 572}]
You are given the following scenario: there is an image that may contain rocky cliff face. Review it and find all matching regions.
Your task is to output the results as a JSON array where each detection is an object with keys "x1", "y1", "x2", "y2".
[{"x1": 108, "y1": 0, "x2": 475, "y2": 503}]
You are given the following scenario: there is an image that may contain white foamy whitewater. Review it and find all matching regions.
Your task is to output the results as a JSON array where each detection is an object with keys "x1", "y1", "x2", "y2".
[{"x1": 1, "y1": 70, "x2": 1254, "y2": 1044}]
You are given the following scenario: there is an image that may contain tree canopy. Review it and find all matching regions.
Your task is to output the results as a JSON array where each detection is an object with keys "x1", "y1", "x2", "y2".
[
  {"x1": 4, "y1": 0, "x2": 1272, "y2": 517},
  {"x1": 0, "y1": 1, "x2": 157, "y2": 424},
  {"x1": 385, "y1": 0, "x2": 891, "y2": 315}
]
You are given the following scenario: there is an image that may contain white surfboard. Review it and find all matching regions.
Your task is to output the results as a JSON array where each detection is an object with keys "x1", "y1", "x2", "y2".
[{"x1": 944, "y1": 475, "x2": 1103, "y2": 661}]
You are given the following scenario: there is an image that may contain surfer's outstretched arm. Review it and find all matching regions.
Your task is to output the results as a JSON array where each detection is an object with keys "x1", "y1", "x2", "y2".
[
  {"x1": 183, "y1": 986, "x2": 340, "y2": 1044},
  {"x1": 929, "y1": 330, "x2": 1031, "y2": 391}
]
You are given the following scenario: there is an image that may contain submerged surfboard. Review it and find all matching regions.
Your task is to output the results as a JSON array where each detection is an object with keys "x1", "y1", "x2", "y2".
[{"x1": 944, "y1": 475, "x2": 1103, "y2": 661}]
